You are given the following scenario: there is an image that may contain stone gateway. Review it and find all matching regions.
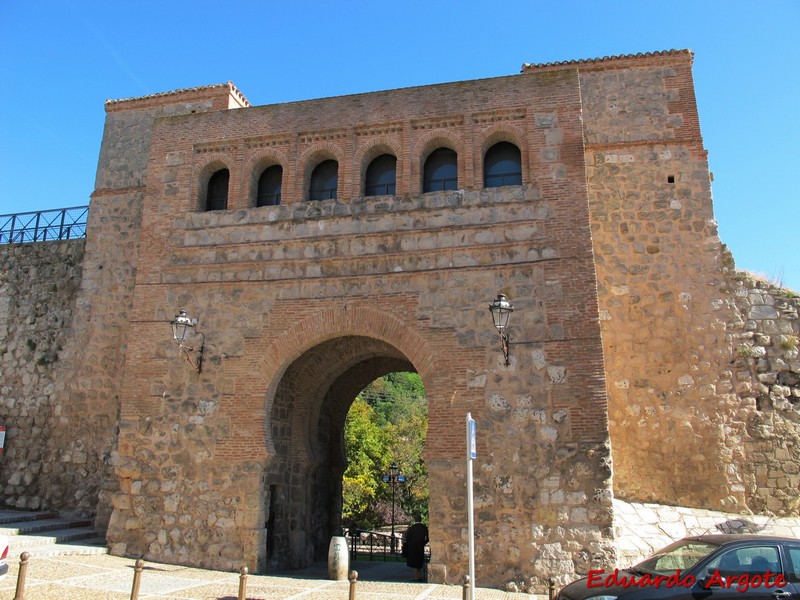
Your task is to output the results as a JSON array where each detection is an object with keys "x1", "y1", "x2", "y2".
[{"x1": 1, "y1": 49, "x2": 799, "y2": 593}]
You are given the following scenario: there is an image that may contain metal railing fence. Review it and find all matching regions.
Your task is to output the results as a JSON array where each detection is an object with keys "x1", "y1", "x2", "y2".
[
  {"x1": 0, "y1": 206, "x2": 89, "y2": 245},
  {"x1": 347, "y1": 528, "x2": 402, "y2": 562},
  {"x1": 345, "y1": 527, "x2": 430, "y2": 564}
]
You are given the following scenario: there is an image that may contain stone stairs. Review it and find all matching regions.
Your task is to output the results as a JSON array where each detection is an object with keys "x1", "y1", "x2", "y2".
[{"x1": 0, "y1": 509, "x2": 107, "y2": 559}]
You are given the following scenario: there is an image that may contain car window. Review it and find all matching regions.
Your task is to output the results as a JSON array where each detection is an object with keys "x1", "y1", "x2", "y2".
[
  {"x1": 637, "y1": 541, "x2": 719, "y2": 573},
  {"x1": 704, "y1": 546, "x2": 781, "y2": 577},
  {"x1": 784, "y1": 546, "x2": 800, "y2": 583}
]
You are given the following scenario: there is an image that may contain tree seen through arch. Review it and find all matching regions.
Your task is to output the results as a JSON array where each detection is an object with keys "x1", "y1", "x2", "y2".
[{"x1": 342, "y1": 372, "x2": 428, "y2": 530}]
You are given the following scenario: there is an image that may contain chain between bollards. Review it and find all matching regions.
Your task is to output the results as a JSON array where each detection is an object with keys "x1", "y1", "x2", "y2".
[
  {"x1": 548, "y1": 577, "x2": 556, "y2": 600},
  {"x1": 238, "y1": 565, "x2": 248, "y2": 600},
  {"x1": 462, "y1": 574, "x2": 470, "y2": 600},
  {"x1": 130, "y1": 559, "x2": 144, "y2": 600},
  {"x1": 13, "y1": 551, "x2": 30, "y2": 600},
  {"x1": 348, "y1": 569, "x2": 359, "y2": 600}
]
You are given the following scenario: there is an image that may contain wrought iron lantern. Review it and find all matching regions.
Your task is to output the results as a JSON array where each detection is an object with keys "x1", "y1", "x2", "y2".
[
  {"x1": 488, "y1": 293, "x2": 514, "y2": 366},
  {"x1": 169, "y1": 309, "x2": 204, "y2": 372}
]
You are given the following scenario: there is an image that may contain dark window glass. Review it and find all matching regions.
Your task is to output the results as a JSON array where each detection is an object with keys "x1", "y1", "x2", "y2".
[
  {"x1": 310, "y1": 160, "x2": 338, "y2": 200},
  {"x1": 785, "y1": 547, "x2": 800, "y2": 582},
  {"x1": 705, "y1": 546, "x2": 781, "y2": 579},
  {"x1": 365, "y1": 154, "x2": 397, "y2": 196},
  {"x1": 635, "y1": 540, "x2": 718, "y2": 575},
  {"x1": 206, "y1": 169, "x2": 229, "y2": 211},
  {"x1": 257, "y1": 165, "x2": 283, "y2": 206},
  {"x1": 423, "y1": 148, "x2": 457, "y2": 192},
  {"x1": 484, "y1": 142, "x2": 522, "y2": 188}
]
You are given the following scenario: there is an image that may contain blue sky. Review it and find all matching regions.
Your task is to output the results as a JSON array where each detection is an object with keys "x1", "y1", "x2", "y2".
[{"x1": 1, "y1": 1, "x2": 798, "y2": 290}]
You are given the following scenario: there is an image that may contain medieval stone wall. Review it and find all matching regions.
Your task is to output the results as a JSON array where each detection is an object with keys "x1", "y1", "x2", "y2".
[
  {"x1": 60, "y1": 84, "x2": 248, "y2": 528},
  {"x1": 580, "y1": 53, "x2": 800, "y2": 526},
  {"x1": 0, "y1": 240, "x2": 83, "y2": 509},
  {"x1": 0, "y1": 194, "x2": 147, "y2": 521},
  {"x1": 580, "y1": 55, "x2": 746, "y2": 510},
  {"x1": 722, "y1": 264, "x2": 800, "y2": 515},
  {"x1": 0, "y1": 84, "x2": 245, "y2": 523}
]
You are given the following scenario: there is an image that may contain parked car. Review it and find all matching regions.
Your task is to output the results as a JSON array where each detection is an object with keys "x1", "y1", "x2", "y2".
[
  {"x1": 558, "y1": 535, "x2": 800, "y2": 600},
  {"x1": 0, "y1": 534, "x2": 8, "y2": 581}
]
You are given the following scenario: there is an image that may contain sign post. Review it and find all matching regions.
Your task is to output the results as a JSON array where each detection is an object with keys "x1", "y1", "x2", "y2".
[{"x1": 466, "y1": 413, "x2": 476, "y2": 600}]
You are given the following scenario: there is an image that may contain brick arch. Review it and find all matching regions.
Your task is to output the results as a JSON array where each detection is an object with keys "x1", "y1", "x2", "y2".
[
  {"x1": 477, "y1": 123, "x2": 526, "y2": 159},
  {"x1": 195, "y1": 155, "x2": 233, "y2": 211},
  {"x1": 259, "y1": 305, "x2": 437, "y2": 427},
  {"x1": 257, "y1": 306, "x2": 438, "y2": 570},
  {"x1": 354, "y1": 137, "x2": 402, "y2": 197},
  {"x1": 476, "y1": 123, "x2": 528, "y2": 187},
  {"x1": 415, "y1": 130, "x2": 464, "y2": 163},
  {"x1": 271, "y1": 337, "x2": 412, "y2": 470},
  {"x1": 297, "y1": 142, "x2": 345, "y2": 202},
  {"x1": 413, "y1": 131, "x2": 465, "y2": 194},
  {"x1": 244, "y1": 149, "x2": 289, "y2": 207}
]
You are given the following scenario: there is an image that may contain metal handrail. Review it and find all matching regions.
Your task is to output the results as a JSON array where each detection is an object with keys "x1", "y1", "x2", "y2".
[
  {"x1": 347, "y1": 528, "x2": 402, "y2": 562},
  {"x1": 345, "y1": 527, "x2": 430, "y2": 563},
  {"x1": 0, "y1": 206, "x2": 88, "y2": 245}
]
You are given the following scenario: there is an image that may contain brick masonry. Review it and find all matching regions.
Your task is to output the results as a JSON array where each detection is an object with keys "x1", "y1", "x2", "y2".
[{"x1": 1, "y1": 50, "x2": 798, "y2": 593}]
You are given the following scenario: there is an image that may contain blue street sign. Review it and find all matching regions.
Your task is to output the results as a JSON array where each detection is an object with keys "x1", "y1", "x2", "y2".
[{"x1": 468, "y1": 416, "x2": 476, "y2": 460}]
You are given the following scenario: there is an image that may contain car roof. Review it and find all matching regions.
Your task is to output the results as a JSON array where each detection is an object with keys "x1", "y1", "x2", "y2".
[{"x1": 683, "y1": 534, "x2": 800, "y2": 545}]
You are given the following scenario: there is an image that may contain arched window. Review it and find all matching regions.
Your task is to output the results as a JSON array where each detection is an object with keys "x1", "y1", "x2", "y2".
[
  {"x1": 206, "y1": 169, "x2": 229, "y2": 211},
  {"x1": 365, "y1": 154, "x2": 397, "y2": 196},
  {"x1": 310, "y1": 160, "x2": 338, "y2": 200},
  {"x1": 484, "y1": 142, "x2": 522, "y2": 188},
  {"x1": 257, "y1": 165, "x2": 283, "y2": 206},
  {"x1": 423, "y1": 148, "x2": 457, "y2": 192}
]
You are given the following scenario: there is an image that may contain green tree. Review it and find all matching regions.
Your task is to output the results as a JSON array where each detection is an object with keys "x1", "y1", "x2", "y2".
[
  {"x1": 343, "y1": 372, "x2": 429, "y2": 527},
  {"x1": 342, "y1": 397, "x2": 387, "y2": 527}
]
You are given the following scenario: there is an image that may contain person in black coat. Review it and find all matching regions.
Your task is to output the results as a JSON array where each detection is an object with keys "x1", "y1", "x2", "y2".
[{"x1": 402, "y1": 512, "x2": 429, "y2": 581}]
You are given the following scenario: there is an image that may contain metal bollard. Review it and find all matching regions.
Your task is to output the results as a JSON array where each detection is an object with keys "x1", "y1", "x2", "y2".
[
  {"x1": 348, "y1": 569, "x2": 358, "y2": 600},
  {"x1": 13, "y1": 552, "x2": 30, "y2": 600},
  {"x1": 462, "y1": 575, "x2": 470, "y2": 600},
  {"x1": 130, "y1": 559, "x2": 144, "y2": 600},
  {"x1": 238, "y1": 566, "x2": 248, "y2": 600}
]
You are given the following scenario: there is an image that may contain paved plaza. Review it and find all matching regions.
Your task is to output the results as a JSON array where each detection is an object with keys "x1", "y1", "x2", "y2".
[{"x1": 0, "y1": 552, "x2": 543, "y2": 600}]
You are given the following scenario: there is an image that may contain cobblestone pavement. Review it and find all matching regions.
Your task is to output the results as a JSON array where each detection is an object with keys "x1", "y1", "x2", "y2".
[{"x1": 0, "y1": 552, "x2": 544, "y2": 599}]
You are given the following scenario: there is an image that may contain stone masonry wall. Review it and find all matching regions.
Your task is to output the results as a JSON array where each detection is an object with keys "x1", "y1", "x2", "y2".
[
  {"x1": 721, "y1": 259, "x2": 800, "y2": 515},
  {"x1": 64, "y1": 84, "x2": 248, "y2": 528},
  {"x1": 581, "y1": 52, "x2": 800, "y2": 521},
  {"x1": 41, "y1": 193, "x2": 144, "y2": 523},
  {"x1": 0, "y1": 241, "x2": 84, "y2": 509},
  {"x1": 581, "y1": 54, "x2": 746, "y2": 510},
  {"x1": 0, "y1": 85, "x2": 247, "y2": 519}
]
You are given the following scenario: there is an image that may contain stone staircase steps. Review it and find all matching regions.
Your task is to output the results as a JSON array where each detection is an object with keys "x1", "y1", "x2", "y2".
[
  {"x1": 0, "y1": 517, "x2": 93, "y2": 536},
  {"x1": 0, "y1": 510, "x2": 59, "y2": 525},
  {"x1": 12, "y1": 535, "x2": 108, "y2": 558},
  {"x1": 0, "y1": 510, "x2": 107, "y2": 558}
]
